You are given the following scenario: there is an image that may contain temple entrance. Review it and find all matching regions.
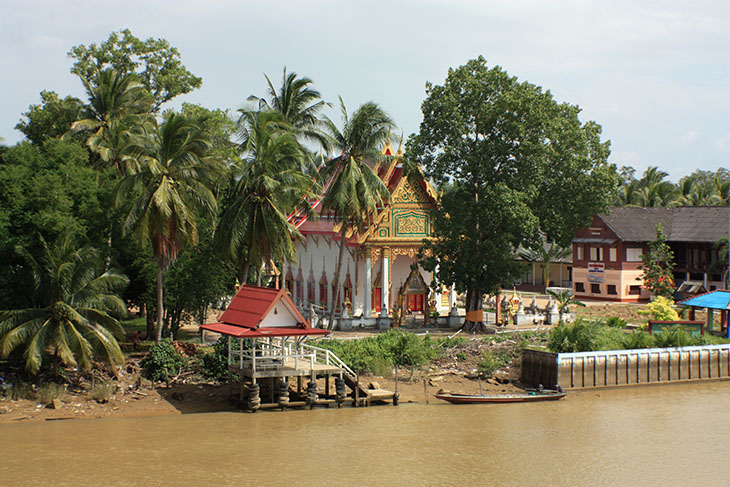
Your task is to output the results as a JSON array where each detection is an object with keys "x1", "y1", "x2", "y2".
[
  {"x1": 407, "y1": 293, "x2": 424, "y2": 312},
  {"x1": 396, "y1": 267, "x2": 429, "y2": 327},
  {"x1": 373, "y1": 270, "x2": 383, "y2": 313}
]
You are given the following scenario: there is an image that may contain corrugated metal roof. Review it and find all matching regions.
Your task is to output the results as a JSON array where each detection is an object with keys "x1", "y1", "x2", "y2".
[
  {"x1": 678, "y1": 290, "x2": 730, "y2": 310},
  {"x1": 573, "y1": 238, "x2": 617, "y2": 244},
  {"x1": 598, "y1": 207, "x2": 730, "y2": 242}
]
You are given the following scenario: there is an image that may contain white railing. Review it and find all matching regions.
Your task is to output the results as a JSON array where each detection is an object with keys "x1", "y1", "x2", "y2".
[
  {"x1": 301, "y1": 342, "x2": 355, "y2": 377},
  {"x1": 228, "y1": 337, "x2": 355, "y2": 376}
]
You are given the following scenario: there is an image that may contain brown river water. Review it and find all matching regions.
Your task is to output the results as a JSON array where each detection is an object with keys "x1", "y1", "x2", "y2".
[{"x1": 2, "y1": 381, "x2": 730, "y2": 486}]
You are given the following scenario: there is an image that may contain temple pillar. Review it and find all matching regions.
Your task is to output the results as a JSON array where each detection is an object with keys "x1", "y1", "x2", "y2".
[
  {"x1": 364, "y1": 248, "x2": 373, "y2": 319},
  {"x1": 380, "y1": 247, "x2": 390, "y2": 317}
]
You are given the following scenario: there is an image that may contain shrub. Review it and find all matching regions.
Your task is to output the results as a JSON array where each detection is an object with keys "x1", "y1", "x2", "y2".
[
  {"x1": 37, "y1": 383, "x2": 66, "y2": 404},
  {"x1": 143, "y1": 339, "x2": 186, "y2": 382},
  {"x1": 651, "y1": 327, "x2": 695, "y2": 348},
  {"x1": 456, "y1": 351, "x2": 467, "y2": 361},
  {"x1": 592, "y1": 325, "x2": 627, "y2": 351},
  {"x1": 90, "y1": 381, "x2": 115, "y2": 403},
  {"x1": 639, "y1": 296, "x2": 680, "y2": 321},
  {"x1": 477, "y1": 354, "x2": 501, "y2": 377},
  {"x1": 548, "y1": 319, "x2": 598, "y2": 353},
  {"x1": 312, "y1": 330, "x2": 441, "y2": 374},
  {"x1": 477, "y1": 349, "x2": 513, "y2": 377},
  {"x1": 621, "y1": 331, "x2": 654, "y2": 350},
  {"x1": 369, "y1": 356, "x2": 394, "y2": 378},
  {"x1": 199, "y1": 352, "x2": 228, "y2": 382},
  {"x1": 5, "y1": 381, "x2": 33, "y2": 401},
  {"x1": 605, "y1": 316, "x2": 627, "y2": 328}
]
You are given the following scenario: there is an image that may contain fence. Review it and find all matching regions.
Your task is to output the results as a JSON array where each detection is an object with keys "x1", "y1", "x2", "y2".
[{"x1": 522, "y1": 344, "x2": 730, "y2": 390}]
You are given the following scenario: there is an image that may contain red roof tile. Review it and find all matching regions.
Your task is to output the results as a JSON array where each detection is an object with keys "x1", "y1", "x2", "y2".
[{"x1": 200, "y1": 323, "x2": 329, "y2": 338}]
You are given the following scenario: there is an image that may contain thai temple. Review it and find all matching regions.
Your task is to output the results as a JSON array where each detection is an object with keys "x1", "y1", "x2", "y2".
[{"x1": 284, "y1": 139, "x2": 456, "y2": 328}]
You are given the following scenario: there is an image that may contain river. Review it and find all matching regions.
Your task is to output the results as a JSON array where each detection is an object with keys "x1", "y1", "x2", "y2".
[{"x1": 2, "y1": 381, "x2": 730, "y2": 486}]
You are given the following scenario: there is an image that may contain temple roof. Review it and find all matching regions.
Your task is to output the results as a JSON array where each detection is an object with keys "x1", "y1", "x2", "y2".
[{"x1": 287, "y1": 143, "x2": 437, "y2": 244}]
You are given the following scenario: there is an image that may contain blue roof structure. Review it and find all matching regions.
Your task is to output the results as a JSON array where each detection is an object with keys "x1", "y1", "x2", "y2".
[{"x1": 678, "y1": 290, "x2": 730, "y2": 310}]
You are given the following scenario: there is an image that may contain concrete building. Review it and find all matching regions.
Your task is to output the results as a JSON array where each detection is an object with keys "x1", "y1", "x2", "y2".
[{"x1": 572, "y1": 207, "x2": 729, "y2": 302}]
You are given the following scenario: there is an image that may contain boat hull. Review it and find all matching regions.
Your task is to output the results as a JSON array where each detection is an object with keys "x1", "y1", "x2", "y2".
[{"x1": 434, "y1": 391, "x2": 567, "y2": 404}]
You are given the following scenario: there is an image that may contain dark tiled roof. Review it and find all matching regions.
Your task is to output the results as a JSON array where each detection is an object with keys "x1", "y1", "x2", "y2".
[{"x1": 599, "y1": 207, "x2": 730, "y2": 243}]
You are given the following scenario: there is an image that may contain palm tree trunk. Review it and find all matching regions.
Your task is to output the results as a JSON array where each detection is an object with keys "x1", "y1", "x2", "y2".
[
  {"x1": 156, "y1": 264, "x2": 164, "y2": 343},
  {"x1": 328, "y1": 224, "x2": 348, "y2": 329}
]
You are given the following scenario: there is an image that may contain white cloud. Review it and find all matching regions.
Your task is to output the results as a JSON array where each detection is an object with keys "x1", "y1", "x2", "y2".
[{"x1": 0, "y1": 0, "x2": 728, "y2": 181}]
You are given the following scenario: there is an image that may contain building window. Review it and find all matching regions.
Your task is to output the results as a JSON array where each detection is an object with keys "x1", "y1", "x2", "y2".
[
  {"x1": 591, "y1": 283, "x2": 601, "y2": 294},
  {"x1": 609, "y1": 248, "x2": 617, "y2": 262},
  {"x1": 575, "y1": 282, "x2": 585, "y2": 293},
  {"x1": 589, "y1": 246, "x2": 603, "y2": 261},
  {"x1": 626, "y1": 248, "x2": 643, "y2": 262},
  {"x1": 576, "y1": 246, "x2": 584, "y2": 260},
  {"x1": 628, "y1": 285, "x2": 641, "y2": 295},
  {"x1": 607, "y1": 284, "x2": 617, "y2": 295}
]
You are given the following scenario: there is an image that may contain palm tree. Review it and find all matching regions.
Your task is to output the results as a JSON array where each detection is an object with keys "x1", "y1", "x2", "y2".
[
  {"x1": 519, "y1": 240, "x2": 572, "y2": 289},
  {"x1": 67, "y1": 68, "x2": 152, "y2": 176},
  {"x1": 546, "y1": 289, "x2": 586, "y2": 323},
  {"x1": 217, "y1": 109, "x2": 318, "y2": 282},
  {"x1": 117, "y1": 112, "x2": 222, "y2": 342},
  {"x1": 0, "y1": 233, "x2": 128, "y2": 375},
  {"x1": 320, "y1": 98, "x2": 395, "y2": 326},
  {"x1": 248, "y1": 68, "x2": 330, "y2": 148}
]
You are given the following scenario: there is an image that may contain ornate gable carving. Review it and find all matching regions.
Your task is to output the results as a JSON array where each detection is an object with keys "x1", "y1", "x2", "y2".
[{"x1": 392, "y1": 178, "x2": 430, "y2": 204}]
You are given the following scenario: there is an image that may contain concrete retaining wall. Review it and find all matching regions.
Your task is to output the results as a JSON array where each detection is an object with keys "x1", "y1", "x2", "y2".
[{"x1": 522, "y1": 344, "x2": 730, "y2": 390}]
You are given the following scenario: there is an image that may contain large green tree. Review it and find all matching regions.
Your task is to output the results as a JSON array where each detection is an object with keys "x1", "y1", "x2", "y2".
[
  {"x1": 117, "y1": 113, "x2": 222, "y2": 342},
  {"x1": 320, "y1": 98, "x2": 394, "y2": 327},
  {"x1": 409, "y1": 57, "x2": 618, "y2": 332},
  {"x1": 68, "y1": 29, "x2": 202, "y2": 111},
  {"x1": 0, "y1": 139, "x2": 112, "y2": 309},
  {"x1": 16, "y1": 90, "x2": 84, "y2": 146},
  {"x1": 0, "y1": 233, "x2": 128, "y2": 375}
]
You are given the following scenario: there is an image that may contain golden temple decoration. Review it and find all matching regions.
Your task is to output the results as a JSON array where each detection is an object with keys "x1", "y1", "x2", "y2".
[
  {"x1": 396, "y1": 216, "x2": 426, "y2": 235},
  {"x1": 392, "y1": 246, "x2": 420, "y2": 258}
]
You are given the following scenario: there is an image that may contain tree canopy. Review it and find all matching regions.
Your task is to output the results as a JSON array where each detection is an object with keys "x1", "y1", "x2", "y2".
[
  {"x1": 409, "y1": 57, "x2": 618, "y2": 331},
  {"x1": 68, "y1": 29, "x2": 202, "y2": 111}
]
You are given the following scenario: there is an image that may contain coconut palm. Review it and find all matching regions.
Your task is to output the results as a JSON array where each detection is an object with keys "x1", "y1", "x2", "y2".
[
  {"x1": 519, "y1": 240, "x2": 572, "y2": 288},
  {"x1": 67, "y1": 68, "x2": 152, "y2": 175},
  {"x1": 117, "y1": 112, "x2": 222, "y2": 342},
  {"x1": 248, "y1": 68, "x2": 330, "y2": 148},
  {"x1": 217, "y1": 109, "x2": 318, "y2": 282},
  {"x1": 320, "y1": 98, "x2": 395, "y2": 326},
  {"x1": 0, "y1": 233, "x2": 128, "y2": 375},
  {"x1": 546, "y1": 289, "x2": 586, "y2": 323}
]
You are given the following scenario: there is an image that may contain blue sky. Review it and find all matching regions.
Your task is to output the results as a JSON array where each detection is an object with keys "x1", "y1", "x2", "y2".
[{"x1": 1, "y1": 0, "x2": 728, "y2": 181}]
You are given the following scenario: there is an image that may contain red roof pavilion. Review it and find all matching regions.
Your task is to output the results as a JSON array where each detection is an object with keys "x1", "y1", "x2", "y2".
[{"x1": 201, "y1": 285, "x2": 329, "y2": 338}]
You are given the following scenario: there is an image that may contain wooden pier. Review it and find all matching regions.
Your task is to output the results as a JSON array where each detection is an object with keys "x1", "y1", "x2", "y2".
[{"x1": 201, "y1": 285, "x2": 396, "y2": 412}]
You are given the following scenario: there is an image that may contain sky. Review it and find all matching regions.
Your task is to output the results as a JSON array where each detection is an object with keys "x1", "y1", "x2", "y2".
[{"x1": 1, "y1": 0, "x2": 728, "y2": 181}]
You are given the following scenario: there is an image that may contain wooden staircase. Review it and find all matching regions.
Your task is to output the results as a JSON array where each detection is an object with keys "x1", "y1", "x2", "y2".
[{"x1": 303, "y1": 343, "x2": 396, "y2": 404}]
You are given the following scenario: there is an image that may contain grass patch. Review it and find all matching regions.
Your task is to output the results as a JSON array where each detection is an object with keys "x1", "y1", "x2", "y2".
[
  {"x1": 3, "y1": 381, "x2": 33, "y2": 401},
  {"x1": 312, "y1": 329, "x2": 441, "y2": 374},
  {"x1": 89, "y1": 381, "x2": 115, "y2": 403},
  {"x1": 37, "y1": 383, "x2": 66, "y2": 404}
]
